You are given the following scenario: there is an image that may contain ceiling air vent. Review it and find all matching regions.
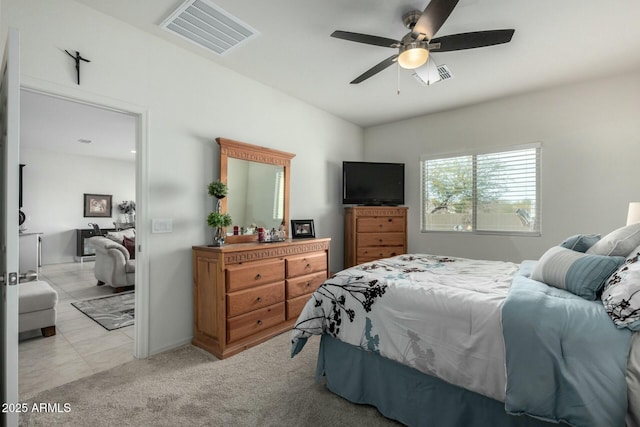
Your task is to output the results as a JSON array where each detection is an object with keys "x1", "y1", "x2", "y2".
[
  {"x1": 412, "y1": 62, "x2": 454, "y2": 86},
  {"x1": 160, "y1": 0, "x2": 259, "y2": 55},
  {"x1": 437, "y1": 64, "x2": 453, "y2": 81}
]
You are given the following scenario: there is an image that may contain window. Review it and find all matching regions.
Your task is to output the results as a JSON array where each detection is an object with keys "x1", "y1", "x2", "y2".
[{"x1": 421, "y1": 144, "x2": 540, "y2": 235}]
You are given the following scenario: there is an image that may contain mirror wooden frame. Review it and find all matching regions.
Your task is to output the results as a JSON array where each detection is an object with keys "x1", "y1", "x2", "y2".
[{"x1": 217, "y1": 137, "x2": 295, "y2": 244}]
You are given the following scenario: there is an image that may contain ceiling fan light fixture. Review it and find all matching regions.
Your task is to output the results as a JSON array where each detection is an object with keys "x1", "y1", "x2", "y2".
[{"x1": 398, "y1": 42, "x2": 429, "y2": 69}]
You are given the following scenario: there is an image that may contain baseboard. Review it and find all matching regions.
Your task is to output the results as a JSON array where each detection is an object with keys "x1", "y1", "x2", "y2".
[{"x1": 148, "y1": 336, "x2": 193, "y2": 357}]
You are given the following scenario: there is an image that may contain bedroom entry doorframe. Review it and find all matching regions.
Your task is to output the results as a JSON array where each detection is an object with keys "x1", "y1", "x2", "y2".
[{"x1": 20, "y1": 79, "x2": 150, "y2": 360}]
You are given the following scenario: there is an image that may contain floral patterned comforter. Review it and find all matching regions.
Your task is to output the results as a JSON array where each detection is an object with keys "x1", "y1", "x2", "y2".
[{"x1": 291, "y1": 254, "x2": 519, "y2": 401}]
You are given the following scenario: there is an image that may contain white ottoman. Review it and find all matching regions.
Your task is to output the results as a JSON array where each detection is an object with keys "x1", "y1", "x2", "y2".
[{"x1": 19, "y1": 280, "x2": 58, "y2": 337}]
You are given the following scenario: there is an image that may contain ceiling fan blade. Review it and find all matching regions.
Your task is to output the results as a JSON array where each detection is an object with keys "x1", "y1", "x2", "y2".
[
  {"x1": 429, "y1": 29, "x2": 515, "y2": 52},
  {"x1": 331, "y1": 30, "x2": 399, "y2": 48},
  {"x1": 413, "y1": 0, "x2": 460, "y2": 41},
  {"x1": 350, "y1": 54, "x2": 398, "y2": 84}
]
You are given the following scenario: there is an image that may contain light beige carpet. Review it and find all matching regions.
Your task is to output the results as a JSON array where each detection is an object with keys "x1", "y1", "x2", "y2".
[{"x1": 19, "y1": 332, "x2": 399, "y2": 426}]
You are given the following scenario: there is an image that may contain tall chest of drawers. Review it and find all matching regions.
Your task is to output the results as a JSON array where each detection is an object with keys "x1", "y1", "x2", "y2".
[
  {"x1": 344, "y1": 206, "x2": 408, "y2": 268},
  {"x1": 192, "y1": 238, "x2": 330, "y2": 359}
]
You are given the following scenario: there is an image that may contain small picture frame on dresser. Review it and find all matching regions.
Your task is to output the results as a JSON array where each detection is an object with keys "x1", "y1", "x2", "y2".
[{"x1": 291, "y1": 219, "x2": 315, "y2": 239}]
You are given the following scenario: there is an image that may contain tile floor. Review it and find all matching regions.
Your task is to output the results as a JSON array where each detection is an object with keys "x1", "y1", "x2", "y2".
[{"x1": 18, "y1": 261, "x2": 135, "y2": 399}]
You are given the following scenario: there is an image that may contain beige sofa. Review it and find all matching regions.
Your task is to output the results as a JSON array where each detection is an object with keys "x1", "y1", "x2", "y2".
[{"x1": 89, "y1": 229, "x2": 135, "y2": 292}]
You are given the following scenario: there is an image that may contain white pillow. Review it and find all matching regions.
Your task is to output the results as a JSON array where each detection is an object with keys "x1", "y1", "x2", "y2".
[
  {"x1": 602, "y1": 245, "x2": 640, "y2": 331},
  {"x1": 105, "y1": 229, "x2": 136, "y2": 244},
  {"x1": 627, "y1": 244, "x2": 640, "y2": 262},
  {"x1": 586, "y1": 223, "x2": 640, "y2": 257}
]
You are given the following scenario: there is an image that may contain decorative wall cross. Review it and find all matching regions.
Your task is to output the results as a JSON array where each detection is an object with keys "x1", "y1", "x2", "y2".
[{"x1": 65, "y1": 50, "x2": 90, "y2": 85}]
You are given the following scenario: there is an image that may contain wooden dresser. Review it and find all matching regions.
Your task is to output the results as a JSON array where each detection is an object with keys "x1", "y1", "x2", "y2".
[
  {"x1": 344, "y1": 206, "x2": 408, "y2": 268},
  {"x1": 192, "y1": 238, "x2": 330, "y2": 359}
]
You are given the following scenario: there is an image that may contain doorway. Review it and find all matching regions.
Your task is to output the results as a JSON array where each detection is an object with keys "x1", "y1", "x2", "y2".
[{"x1": 17, "y1": 87, "x2": 149, "y2": 398}]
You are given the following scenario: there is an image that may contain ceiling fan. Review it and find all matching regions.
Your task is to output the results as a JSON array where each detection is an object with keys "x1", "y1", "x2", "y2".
[{"x1": 331, "y1": 0, "x2": 515, "y2": 85}]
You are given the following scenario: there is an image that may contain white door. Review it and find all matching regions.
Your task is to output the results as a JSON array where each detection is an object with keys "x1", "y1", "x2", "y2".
[{"x1": 1, "y1": 28, "x2": 21, "y2": 427}]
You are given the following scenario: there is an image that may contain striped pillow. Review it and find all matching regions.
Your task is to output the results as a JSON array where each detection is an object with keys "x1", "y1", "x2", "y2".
[{"x1": 531, "y1": 246, "x2": 625, "y2": 300}]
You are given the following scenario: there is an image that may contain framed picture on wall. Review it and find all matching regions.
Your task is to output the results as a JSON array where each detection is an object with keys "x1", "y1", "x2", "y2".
[
  {"x1": 84, "y1": 193, "x2": 112, "y2": 218},
  {"x1": 291, "y1": 219, "x2": 315, "y2": 239}
]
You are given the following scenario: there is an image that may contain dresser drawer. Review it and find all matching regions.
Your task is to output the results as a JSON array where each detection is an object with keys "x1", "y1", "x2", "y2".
[
  {"x1": 358, "y1": 232, "x2": 405, "y2": 247},
  {"x1": 357, "y1": 246, "x2": 405, "y2": 262},
  {"x1": 286, "y1": 294, "x2": 313, "y2": 320},
  {"x1": 286, "y1": 252, "x2": 327, "y2": 278},
  {"x1": 227, "y1": 302, "x2": 285, "y2": 343},
  {"x1": 226, "y1": 281, "x2": 285, "y2": 318},
  {"x1": 226, "y1": 259, "x2": 285, "y2": 292},
  {"x1": 285, "y1": 271, "x2": 326, "y2": 299},
  {"x1": 357, "y1": 217, "x2": 405, "y2": 233}
]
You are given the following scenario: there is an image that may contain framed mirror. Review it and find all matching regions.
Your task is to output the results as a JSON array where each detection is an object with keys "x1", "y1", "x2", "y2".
[{"x1": 217, "y1": 137, "x2": 295, "y2": 244}]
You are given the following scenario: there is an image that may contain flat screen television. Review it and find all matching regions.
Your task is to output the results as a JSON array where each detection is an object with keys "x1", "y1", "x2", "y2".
[{"x1": 342, "y1": 161, "x2": 405, "y2": 206}]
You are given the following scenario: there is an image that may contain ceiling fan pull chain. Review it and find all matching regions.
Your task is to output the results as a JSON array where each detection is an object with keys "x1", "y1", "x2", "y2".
[{"x1": 397, "y1": 62, "x2": 401, "y2": 95}]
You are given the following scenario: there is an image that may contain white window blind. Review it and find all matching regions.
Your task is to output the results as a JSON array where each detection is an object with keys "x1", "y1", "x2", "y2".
[{"x1": 421, "y1": 145, "x2": 540, "y2": 234}]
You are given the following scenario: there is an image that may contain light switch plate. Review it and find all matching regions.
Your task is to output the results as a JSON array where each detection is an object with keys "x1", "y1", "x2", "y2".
[{"x1": 152, "y1": 218, "x2": 173, "y2": 233}]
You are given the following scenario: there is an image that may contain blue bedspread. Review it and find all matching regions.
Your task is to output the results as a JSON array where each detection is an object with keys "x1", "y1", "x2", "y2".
[{"x1": 502, "y1": 261, "x2": 632, "y2": 427}]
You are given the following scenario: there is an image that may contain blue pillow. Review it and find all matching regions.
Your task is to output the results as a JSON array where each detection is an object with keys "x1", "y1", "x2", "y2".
[
  {"x1": 560, "y1": 234, "x2": 600, "y2": 253},
  {"x1": 531, "y1": 246, "x2": 625, "y2": 300}
]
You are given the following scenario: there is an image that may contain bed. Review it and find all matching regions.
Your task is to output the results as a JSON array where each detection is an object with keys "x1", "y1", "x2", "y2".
[{"x1": 291, "y1": 229, "x2": 640, "y2": 427}]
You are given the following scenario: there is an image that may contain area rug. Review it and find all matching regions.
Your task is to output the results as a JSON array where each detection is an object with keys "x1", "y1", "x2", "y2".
[{"x1": 71, "y1": 291, "x2": 134, "y2": 331}]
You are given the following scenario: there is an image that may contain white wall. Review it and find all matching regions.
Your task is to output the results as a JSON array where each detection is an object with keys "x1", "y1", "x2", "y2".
[
  {"x1": 364, "y1": 70, "x2": 640, "y2": 263},
  {"x1": 2, "y1": 0, "x2": 363, "y2": 354},
  {"x1": 19, "y1": 147, "x2": 135, "y2": 264}
]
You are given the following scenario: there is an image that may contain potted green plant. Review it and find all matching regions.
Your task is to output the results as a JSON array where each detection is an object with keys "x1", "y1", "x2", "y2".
[
  {"x1": 208, "y1": 212, "x2": 233, "y2": 246},
  {"x1": 118, "y1": 200, "x2": 136, "y2": 223},
  {"x1": 208, "y1": 180, "x2": 228, "y2": 216},
  {"x1": 208, "y1": 181, "x2": 228, "y2": 199}
]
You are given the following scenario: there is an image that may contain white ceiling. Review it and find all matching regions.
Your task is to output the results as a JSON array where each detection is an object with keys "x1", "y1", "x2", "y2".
[
  {"x1": 20, "y1": 90, "x2": 137, "y2": 161},
  {"x1": 21, "y1": 0, "x2": 640, "y2": 159},
  {"x1": 70, "y1": 0, "x2": 640, "y2": 127}
]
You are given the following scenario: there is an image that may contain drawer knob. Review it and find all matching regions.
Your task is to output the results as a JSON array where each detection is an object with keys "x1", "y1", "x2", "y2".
[
  {"x1": 305, "y1": 263, "x2": 311, "y2": 269},
  {"x1": 306, "y1": 282, "x2": 311, "y2": 287},
  {"x1": 256, "y1": 297, "x2": 262, "y2": 303},
  {"x1": 255, "y1": 273, "x2": 262, "y2": 280},
  {"x1": 257, "y1": 320, "x2": 263, "y2": 326},
  {"x1": 388, "y1": 218, "x2": 393, "y2": 222}
]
